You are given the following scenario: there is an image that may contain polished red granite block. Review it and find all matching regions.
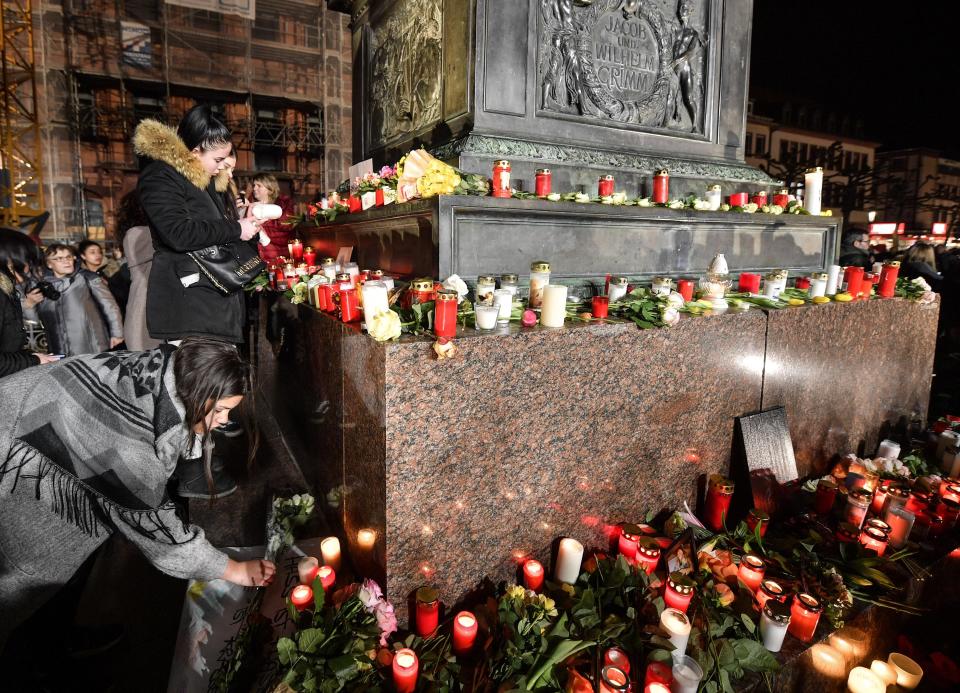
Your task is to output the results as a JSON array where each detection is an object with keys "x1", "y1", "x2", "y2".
[{"x1": 762, "y1": 298, "x2": 939, "y2": 478}]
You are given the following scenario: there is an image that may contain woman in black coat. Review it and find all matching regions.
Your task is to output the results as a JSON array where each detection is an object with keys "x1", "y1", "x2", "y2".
[
  {"x1": 0, "y1": 228, "x2": 58, "y2": 377},
  {"x1": 134, "y1": 105, "x2": 259, "y2": 344}
]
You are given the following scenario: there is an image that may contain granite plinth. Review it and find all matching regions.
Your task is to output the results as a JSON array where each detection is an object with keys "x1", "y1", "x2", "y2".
[
  {"x1": 260, "y1": 296, "x2": 938, "y2": 623},
  {"x1": 761, "y1": 297, "x2": 940, "y2": 477}
]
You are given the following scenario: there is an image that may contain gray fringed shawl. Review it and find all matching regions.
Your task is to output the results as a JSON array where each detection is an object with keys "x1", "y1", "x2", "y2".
[{"x1": 0, "y1": 347, "x2": 227, "y2": 639}]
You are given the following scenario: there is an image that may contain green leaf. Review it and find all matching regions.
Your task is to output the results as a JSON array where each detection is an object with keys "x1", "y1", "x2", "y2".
[
  {"x1": 740, "y1": 613, "x2": 756, "y2": 634},
  {"x1": 720, "y1": 668, "x2": 735, "y2": 693},
  {"x1": 298, "y1": 627, "x2": 325, "y2": 654},
  {"x1": 277, "y1": 636, "x2": 297, "y2": 666},
  {"x1": 329, "y1": 654, "x2": 360, "y2": 682},
  {"x1": 525, "y1": 639, "x2": 595, "y2": 690}
]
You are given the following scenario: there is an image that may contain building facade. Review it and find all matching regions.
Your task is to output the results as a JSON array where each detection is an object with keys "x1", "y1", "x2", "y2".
[
  {"x1": 32, "y1": 0, "x2": 352, "y2": 241},
  {"x1": 874, "y1": 148, "x2": 958, "y2": 239}
]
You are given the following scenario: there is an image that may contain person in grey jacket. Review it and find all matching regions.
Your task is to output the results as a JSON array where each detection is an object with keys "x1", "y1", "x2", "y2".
[
  {"x1": 117, "y1": 191, "x2": 161, "y2": 351},
  {"x1": 0, "y1": 339, "x2": 275, "y2": 650},
  {"x1": 34, "y1": 243, "x2": 124, "y2": 356}
]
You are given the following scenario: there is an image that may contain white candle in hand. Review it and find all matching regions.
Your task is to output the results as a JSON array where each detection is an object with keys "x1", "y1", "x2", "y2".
[
  {"x1": 252, "y1": 203, "x2": 283, "y2": 220},
  {"x1": 320, "y1": 536, "x2": 341, "y2": 571},
  {"x1": 554, "y1": 538, "x2": 583, "y2": 584},
  {"x1": 540, "y1": 285, "x2": 567, "y2": 327},
  {"x1": 660, "y1": 607, "x2": 691, "y2": 656}
]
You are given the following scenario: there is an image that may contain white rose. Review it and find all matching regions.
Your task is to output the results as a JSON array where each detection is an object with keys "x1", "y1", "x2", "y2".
[
  {"x1": 661, "y1": 306, "x2": 680, "y2": 326},
  {"x1": 546, "y1": 193, "x2": 561, "y2": 202},
  {"x1": 600, "y1": 195, "x2": 614, "y2": 204},
  {"x1": 442, "y1": 274, "x2": 469, "y2": 302},
  {"x1": 666, "y1": 291, "x2": 686, "y2": 309},
  {"x1": 612, "y1": 192, "x2": 628, "y2": 205},
  {"x1": 668, "y1": 199, "x2": 685, "y2": 209},
  {"x1": 575, "y1": 192, "x2": 592, "y2": 203},
  {"x1": 768, "y1": 204, "x2": 784, "y2": 215},
  {"x1": 742, "y1": 202, "x2": 759, "y2": 213},
  {"x1": 911, "y1": 277, "x2": 931, "y2": 291},
  {"x1": 693, "y1": 199, "x2": 712, "y2": 210},
  {"x1": 368, "y1": 309, "x2": 402, "y2": 341},
  {"x1": 637, "y1": 197, "x2": 652, "y2": 207}
]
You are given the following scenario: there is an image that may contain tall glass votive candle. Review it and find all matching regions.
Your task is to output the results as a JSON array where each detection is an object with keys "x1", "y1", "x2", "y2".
[
  {"x1": 392, "y1": 648, "x2": 419, "y2": 693},
  {"x1": 888, "y1": 652, "x2": 924, "y2": 689},
  {"x1": 756, "y1": 579, "x2": 785, "y2": 611},
  {"x1": 523, "y1": 559, "x2": 544, "y2": 591},
  {"x1": 677, "y1": 279, "x2": 695, "y2": 302},
  {"x1": 859, "y1": 526, "x2": 888, "y2": 556},
  {"x1": 870, "y1": 481, "x2": 890, "y2": 515},
  {"x1": 815, "y1": 478, "x2": 838, "y2": 515},
  {"x1": 540, "y1": 285, "x2": 567, "y2": 327},
  {"x1": 746, "y1": 508, "x2": 769, "y2": 537},
  {"x1": 415, "y1": 587, "x2": 440, "y2": 637},
  {"x1": 826, "y1": 264, "x2": 842, "y2": 295},
  {"x1": 706, "y1": 184, "x2": 722, "y2": 210},
  {"x1": 604, "y1": 647, "x2": 630, "y2": 676},
  {"x1": 339, "y1": 288, "x2": 360, "y2": 323},
  {"x1": 452, "y1": 611, "x2": 478, "y2": 655},
  {"x1": 738, "y1": 272, "x2": 761, "y2": 294},
  {"x1": 788, "y1": 593, "x2": 822, "y2": 642},
  {"x1": 835, "y1": 522, "x2": 860, "y2": 544},
  {"x1": 290, "y1": 584, "x2": 313, "y2": 611},
  {"x1": 475, "y1": 274, "x2": 496, "y2": 304},
  {"x1": 660, "y1": 607, "x2": 691, "y2": 656},
  {"x1": 555, "y1": 537, "x2": 584, "y2": 584},
  {"x1": 644, "y1": 662, "x2": 673, "y2": 688},
  {"x1": 592, "y1": 295, "x2": 609, "y2": 319},
  {"x1": 671, "y1": 655, "x2": 704, "y2": 693},
  {"x1": 760, "y1": 601, "x2": 791, "y2": 653},
  {"x1": 361, "y1": 281, "x2": 389, "y2": 332},
  {"x1": 878, "y1": 261, "x2": 900, "y2": 298},
  {"x1": 433, "y1": 289, "x2": 458, "y2": 338},
  {"x1": 882, "y1": 484, "x2": 910, "y2": 514},
  {"x1": 704, "y1": 475, "x2": 734, "y2": 531},
  {"x1": 608, "y1": 276, "x2": 629, "y2": 302},
  {"x1": 664, "y1": 572, "x2": 695, "y2": 613},
  {"x1": 298, "y1": 556, "x2": 320, "y2": 584},
  {"x1": 317, "y1": 565, "x2": 336, "y2": 591},
  {"x1": 475, "y1": 304, "x2": 499, "y2": 330},
  {"x1": 493, "y1": 289, "x2": 513, "y2": 323},
  {"x1": 738, "y1": 554, "x2": 766, "y2": 592},
  {"x1": 905, "y1": 490, "x2": 931, "y2": 516},
  {"x1": 500, "y1": 273, "x2": 519, "y2": 296},
  {"x1": 808, "y1": 272, "x2": 828, "y2": 298},
  {"x1": 635, "y1": 537, "x2": 661, "y2": 575},
  {"x1": 528, "y1": 261, "x2": 550, "y2": 309},
  {"x1": 845, "y1": 489, "x2": 872, "y2": 528},
  {"x1": 618, "y1": 523, "x2": 641, "y2": 559},
  {"x1": 599, "y1": 665, "x2": 629, "y2": 693}
]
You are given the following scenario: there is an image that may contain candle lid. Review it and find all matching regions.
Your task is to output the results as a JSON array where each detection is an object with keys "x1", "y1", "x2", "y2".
[
  {"x1": 862, "y1": 526, "x2": 888, "y2": 542},
  {"x1": 476, "y1": 274, "x2": 497, "y2": 284},
  {"x1": 411, "y1": 278, "x2": 435, "y2": 292},
  {"x1": 436, "y1": 289, "x2": 459, "y2": 302},
  {"x1": 600, "y1": 174, "x2": 615, "y2": 181},
  {"x1": 652, "y1": 276, "x2": 673, "y2": 284},
  {"x1": 416, "y1": 586, "x2": 439, "y2": 604},
  {"x1": 668, "y1": 572, "x2": 695, "y2": 593},
  {"x1": 536, "y1": 167, "x2": 551, "y2": 175},
  {"x1": 778, "y1": 188, "x2": 789, "y2": 195},
  {"x1": 886, "y1": 484, "x2": 910, "y2": 499},
  {"x1": 885, "y1": 261, "x2": 901, "y2": 268},
  {"x1": 636, "y1": 537, "x2": 661, "y2": 557},
  {"x1": 708, "y1": 474, "x2": 734, "y2": 494},
  {"x1": 611, "y1": 276, "x2": 630, "y2": 286},
  {"x1": 941, "y1": 497, "x2": 960, "y2": 510},
  {"x1": 371, "y1": 269, "x2": 384, "y2": 277},
  {"x1": 663, "y1": 608, "x2": 690, "y2": 627},
  {"x1": 655, "y1": 169, "x2": 669, "y2": 176},
  {"x1": 806, "y1": 166, "x2": 823, "y2": 173},
  {"x1": 849, "y1": 488, "x2": 872, "y2": 504},
  {"x1": 494, "y1": 159, "x2": 511, "y2": 167},
  {"x1": 812, "y1": 272, "x2": 829, "y2": 280},
  {"x1": 753, "y1": 190, "x2": 767, "y2": 196},
  {"x1": 621, "y1": 523, "x2": 642, "y2": 539},
  {"x1": 818, "y1": 478, "x2": 838, "y2": 490},
  {"x1": 336, "y1": 272, "x2": 351, "y2": 282},
  {"x1": 763, "y1": 600, "x2": 791, "y2": 624},
  {"x1": 709, "y1": 184, "x2": 721, "y2": 191},
  {"x1": 501, "y1": 273, "x2": 519, "y2": 282},
  {"x1": 795, "y1": 592, "x2": 822, "y2": 612},
  {"x1": 864, "y1": 518, "x2": 892, "y2": 534},
  {"x1": 530, "y1": 261, "x2": 551, "y2": 273},
  {"x1": 321, "y1": 257, "x2": 336, "y2": 266}
]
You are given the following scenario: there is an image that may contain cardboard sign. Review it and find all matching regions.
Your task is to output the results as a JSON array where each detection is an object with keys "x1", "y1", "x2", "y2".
[
  {"x1": 348, "y1": 159, "x2": 374, "y2": 192},
  {"x1": 735, "y1": 407, "x2": 799, "y2": 514}
]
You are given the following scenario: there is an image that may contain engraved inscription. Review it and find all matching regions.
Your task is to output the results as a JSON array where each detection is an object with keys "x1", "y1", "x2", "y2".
[{"x1": 590, "y1": 12, "x2": 659, "y2": 100}]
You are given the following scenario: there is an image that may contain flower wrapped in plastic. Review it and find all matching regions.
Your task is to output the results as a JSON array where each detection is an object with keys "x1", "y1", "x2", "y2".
[{"x1": 395, "y1": 149, "x2": 489, "y2": 202}]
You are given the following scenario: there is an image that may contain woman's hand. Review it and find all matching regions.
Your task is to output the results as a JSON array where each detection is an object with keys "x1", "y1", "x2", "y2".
[
  {"x1": 239, "y1": 218, "x2": 260, "y2": 242},
  {"x1": 109, "y1": 337, "x2": 124, "y2": 348},
  {"x1": 223, "y1": 558, "x2": 276, "y2": 587},
  {"x1": 23, "y1": 288, "x2": 44, "y2": 309}
]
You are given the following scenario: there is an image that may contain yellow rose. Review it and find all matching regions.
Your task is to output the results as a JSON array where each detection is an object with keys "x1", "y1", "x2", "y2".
[
  {"x1": 368, "y1": 309, "x2": 401, "y2": 342},
  {"x1": 507, "y1": 584, "x2": 526, "y2": 600},
  {"x1": 540, "y1": 596, "x2": 556, "y2": 611}
]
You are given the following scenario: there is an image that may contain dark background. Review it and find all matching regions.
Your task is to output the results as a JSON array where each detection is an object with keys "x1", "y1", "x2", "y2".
[{"x1": 751, "y1": 1, "x2": 959, "y2": 156}]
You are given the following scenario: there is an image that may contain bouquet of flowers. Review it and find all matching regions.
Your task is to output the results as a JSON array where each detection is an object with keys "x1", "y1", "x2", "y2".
[{"x1": 395, "y1": 149, "x2": 489, "y2": 202}]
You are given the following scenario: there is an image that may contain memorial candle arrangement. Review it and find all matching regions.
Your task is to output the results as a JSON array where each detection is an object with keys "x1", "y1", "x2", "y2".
[
  {"x1": 664, "y1": 573, "x2": 695, "y2": 613},
  {"x1": 787, "y1": 592, "x2": 822, "y2": 642},
  {"x1": 452, "y1": 611, "x2": 478, "y2": 655},
  {"x1": 660, "y1": 607, "x2": 691, "y2": 655},
  {"x1": 415, "y1": 586, "x2": 440, "y2": 638},
  {"x1": 737, "y1": 554, "x2": 766, "y2": 592},
  {"x1": 704, "y1": 474, "x2": 734, "y2": 532},
  {"x1": 392, "y1": 649, "x2": 419, "y2": 693}
]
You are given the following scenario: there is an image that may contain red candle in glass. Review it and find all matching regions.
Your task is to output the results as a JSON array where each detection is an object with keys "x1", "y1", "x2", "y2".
[
  {"x1": 751, "y1": 191, "x2": 768, "y2": 207},
  {"x1": 452, "y1": 611, "x2": 478, "y2": 656},
  {"x1": 664, "y1": 573, "x2": 695, "y2": 613},
  {"x1": 348, "y1": 195, "x2": 362, "y2": 213},
  {"x1": 644, "y1": 684, "x2": 671, "y2": 693},
  {"x1": 318, "y1": 283, "x2": 335, "y2": 312},
  {"x1": 535, "y1": 168, "x2": 552, "y2": 197},
  {"x1": 843, "y1": 266, "x2": 864, "y2": 297},
  {"x1": 755, "y1": 579, "x2": 785, "y2": 611},
  {"x1": 273, "y1": 264, "x2": 285, "y2": 287},
  {"x1": 773, "y1": 189, "x2": 790, "y2": 207},
  {"x1": 340, "y1": 288, "x2": 360, "y2": 322},
  {"x1": 905, "y1": 490, "x2": 931, "y2": 516},
  {"x1": 746, "y1": 508, "x2": 769, "y2": 537},
  {"x1": 729, "y1": 192, "x2": 749, "y2": 207},
  {"x1": 871, "y1": 481, "x2": 891, "y2": 515},
  {"x1": 433, "y1": 290, "x2": 458, "y2": 338},
  {"x1": 415, "y1": 587, "x2": 440, "y2": 638},
  {"x1": 618, "y1": 523, "x2": 641, "y2": 560},
  {"x1": 592, "y1": 295, "x2": 610, "y2": 319},
  {"x1": 738, "y1": 272, "x2": 761, "y2": 293},
  {"x1": 599, "y1": 665, "x2": 629, "y2": 693},
  {"x1": 604, "y1": 647, "x2": 631, "y2": 676},
  {"x1": 598, "y1": 174, "x2": 615, "y2": 197},
  {"x1": 814, "y1": 478, "x2": 838, "y2": 515},
  {"x1": 865, "y1": 518, "x2": 892, "y2": 536},
  {"x1": 704, "y1": 475, "x2": 734, "y2": 532},
  {"x1": 738, "y1": 554, "x2": 766, "y2": 592},
  {"x1": 860, "y1": 527, "x2": 888, "y2": 556},
  {"x1": 878, "y1": 261, "x2": 900, "y2": 298},
  {"x1": 644, "y1": 662, "x2": 673, "y2": 688},
  {"x1": 941, "y1": 482, "x2": 960, "y2": 503},
  {"x1": 290, "y1": 584, "x2": 313, "y2": 611},
  {"x1": 288, "y1": 239, "x2": 304, "y2": 263},
  {"x1": 523, "y1": 559, "x2": 544, "y2": 592},
  {"x1": 303, "y1": 247, "x2": 316, "y2": 267},
  {"x1": 317, "y1": 565, "x2": 336, "y2": 591},
  {"x1": 835, "y1": 522, "x2": 859, "y2": 544},
  {"x1": 652, "y1": 170, "x2": 669, "y2": 204},
  {"x1": 635, "y1": 537, "x2": 661, "y2": 575},
  {"x1": 392, "y1": 648, "x2": 419, "y2": 693},
  {"x1": 794, "y1": 276, "x2": 811, "y2": 290},
  {"x1": 788, "y1": 593, "x2": 822, "y2": 642},
  {"x1": 492, "y1": 160, "x2": 512, "y2": 198},
  {"x1": 938, "y1": 498, "x2": 960, "y2": 528},
  {"x1": 677, "y1": 279, "x2": 694, "y2": 302}
]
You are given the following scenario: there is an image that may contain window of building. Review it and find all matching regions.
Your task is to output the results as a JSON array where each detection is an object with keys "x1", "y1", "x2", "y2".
[
  {"x1": 755, "y1": 135, "x2": 766, "y2": 156},
  {"x1": 745, "y1": 133, "x2": 753, "y2": 156},
  {"x1": 253, "y1": 11, "x2": 281, "y2": 42},
  {"x1": 76, "y1": 92, "x2": 97, "y2": 140},
  {"x1": 192, "y1": 10, "x2": 221, "y2": 32},
  {"x1": 125, "y1": 0, "x2": 159, "y2": 22},
  {"x1": 779, "y1": 140, "x2": 789, "y2": 160},
  {"x1": 798, "y1": 143, "x2": 808, "y2": 163}
]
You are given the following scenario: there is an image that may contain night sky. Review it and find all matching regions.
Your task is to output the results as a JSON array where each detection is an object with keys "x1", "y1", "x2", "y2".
[{"x1": 750, "y1": 1, "x2": 959, "y2": 157}]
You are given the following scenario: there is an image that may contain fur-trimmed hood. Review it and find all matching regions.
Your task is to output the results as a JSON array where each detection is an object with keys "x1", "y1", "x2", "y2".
[
  {"x1": 214, "y1": 168, "x2": 234, "y2": 194},
  {"x1": 0, "y1": 273, "x2": 13, "y2": 297},
  {"x1": 132, "y1": 119, "x2": 210, "y2": 191}
]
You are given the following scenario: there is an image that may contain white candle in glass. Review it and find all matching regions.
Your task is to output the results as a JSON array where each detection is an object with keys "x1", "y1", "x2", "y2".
[
  {"x1": 323, "y1": 264, "x2": 337, "y2": 281},
  {"x1": 320, "y1": 536, "x2": 341, "y2": 571},
  {"x1": 671, "y1": 655, "x2": 704, "y2": 693},
  {"x1": 869, "y1": 660, "x2": 898, "y2": 688},
  {"x1": 826, "y1": 265, "x2": 842, "y2": 295},
  {"x1": 936, "y1": 430, "x2": 959, "y2": 462},
  {"x1": 361, "y1": 281, "x2": 389, "y2": 332},
  {"x1": 884, "y1": 506, "x2": 915, "y2": 549},
  {"x1": 475, "y1": 305, "x2": 498, "y2": 330},
  {"x1": 357, "y1": 528, "x2": 377, "y2": 551},
  {"x1": 660, "y1": 607, "x2": 691, "y2": 656},
  {"x1": 809, "y1": 275, "x2": 828, "y2": 298},
  {"x1": 343, "y1": 262, "x2": 359, "y2": 282},
  {"x1": 297, "y1": 556, "x2": 319, "y2": 584},
  {"x1": 554, "y1": 537, "x2": 583, "y2": 584},
  {"x1": 888, "y1": 652, "x2": 923, "y2": 689},
  {"x1": 876, "y1": 439, "x2": 901, "y2": 460},
  {"x1": 759, "y1": 603, "x2": 790, "y2": 652},
  {"x1": 608, "y1": 279, "x2": 629, "y2": 302},
  {"x1": 706, "y1": 185, "x2": 722, "y2": 211},
  {"x1": 804, "y1": 168, "x2": 823, "y2": 215},
  {"x1": 494, "y1": 289, "x2": 513, "y2": 323},
  {"x1": 540, "y1": 285, "x2": 567, "y2": 327},
  {"x1": 847, "y1": 666, "x2": 885, "y2": 693}
]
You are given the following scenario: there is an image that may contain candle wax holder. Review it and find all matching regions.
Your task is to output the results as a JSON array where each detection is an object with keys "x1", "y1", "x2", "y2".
[{"x1": 664, "y1": 572, "x2": 695, "y2": 613}]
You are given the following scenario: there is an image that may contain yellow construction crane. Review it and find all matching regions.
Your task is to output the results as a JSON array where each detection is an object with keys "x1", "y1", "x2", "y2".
[{"x1": 1, "y1": 0, "x2": 45, "y2": 227}]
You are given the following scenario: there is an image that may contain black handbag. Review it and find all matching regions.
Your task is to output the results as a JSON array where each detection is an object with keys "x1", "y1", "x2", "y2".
[{"x1": 187, "y1": 241, "x2": 266, "y2": 294}]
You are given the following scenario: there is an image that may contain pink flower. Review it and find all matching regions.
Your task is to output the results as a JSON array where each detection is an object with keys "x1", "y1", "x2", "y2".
[
  {"x1": 715, "y1": 583, "x2": 735, "y2": 606},
  {"x1": 374, "y1": 601, "x2": 398, "y2": 646},
  {"x1": 358, "y1": 579, "x2": 384, "y2": 609},
  {"x1": 379, "y1": 165, "x2": 396, "y2": 178}
]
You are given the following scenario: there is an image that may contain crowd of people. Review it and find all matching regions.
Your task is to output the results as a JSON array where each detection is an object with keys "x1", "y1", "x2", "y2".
[{"x1": 1, "y1": 105, "x2": 283, "y2": 661}]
